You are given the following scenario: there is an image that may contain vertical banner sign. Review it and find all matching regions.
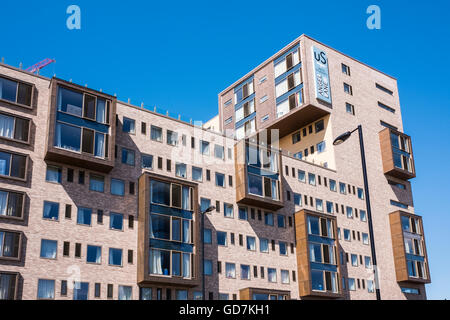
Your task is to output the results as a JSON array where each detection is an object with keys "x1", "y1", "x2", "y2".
[{"x1": 312, "y1": 46, "x2": 332, "y2": 104}]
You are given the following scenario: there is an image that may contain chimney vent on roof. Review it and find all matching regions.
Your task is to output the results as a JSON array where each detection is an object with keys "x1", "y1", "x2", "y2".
[
  {"x1": 128, "y1": 98, "x2": 131, "y2": 104},
  {"x1": 100, "y1": 88, "x2": 102, "y2": 92},
  {"x1": 84, "y1": 84, "x2": 88, "y2": 88},
  {"x1": 141, "y1": 102, "x2": 144, "y2": 108},
  {"x1": 69, "y1": 79, "x2": 72, "y2": 82},
  {"x1": 1, "y1": 57, "x2": 4, "y2": 63},
  {"x1": 19, "y1": 62, "x2": 23, "y2": 69}
]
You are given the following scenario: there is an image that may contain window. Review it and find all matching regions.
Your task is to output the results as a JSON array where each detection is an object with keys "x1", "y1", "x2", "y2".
[
  {"x1": 217, "y1": 231, "x2": 227, "y2": 246},
  {"x1": 73, "y1": 282, "x2": 89, "y2": 300},
  {"x1": 308, "y1": 173, "x2": 316, "y2": 186},
  {"x1": 346, "y1": 207, "x2": 353, "y2": 219},
  {"x1": 122, "y1": 117, "x2": 135, "y2": 134},
  {"x1": 167, "y1": 130, "x2": 178, "y2": 146},
  {"x1": 110, "y1": 213, "x2": 124, "y2": 231},
  {"x1": 298, "y1": 170, "x2": 306, "y2": 182},
  {"x1": 63, "y1": 242, "x2": 70, "y2": 256},
  {"x1": 401, "y1": 287, "x2": 420, "y2": 295},
  {"x1": 294, "y1": 193, "x2": 302, "y2": 206},
  {"x1": 277, "y1": 215, "x2": 286, "y2": 228},
  {"x1": 75, "y1": 243, "x2": 81, "y2": 258},
  {"x1": 261, "y1": 114, "x2": 269, "y2": 122},
  {"x1": 37, "y1": 279, "x2": 55, "y2": 300},
  {"x1": 175, "y1": 163, "x2": 187, "y2": 178},
  {"x1": 140, "y1": 287, "x2": 152, "y2": 300},
  {"x1": 344, "y1": 83, "x2": 353, "y2": 95},
  {"x1": 224, "y1": 117, "x2": 233, "y2": 125},
  {"x1": 268, "y1": 268, "x2": 277, "y2": 283},
  {"x1": 357, "y1": 188, "x2": 364, "y2": 199},
  {"x1": 279, "y1": 242, "x2": 287, "y2": 256},
  {"x1": 214, "y1": 145, "x2": 224, "y2": 160},
  {"x1": 40, "y1": 239, "x2": 57, "y2": 259},
  {"x1": 224, "y1": 99, "x2": 232, "y2": 106},
  {"x1": 329, "y1": 179, "x2": 337, "y2": 192},
  {"x1": 316, "y1": 199, "x2": 324, "y2": 212},
  {"x1": 0, "y1": 76, "x2": 32, "y2": 107},
  {"x1": 192, "y1": 166, "x2": 202, "y2": 182},
  {"x1": 118, "y1": 286, "x2": 132, "y2": 300},
  {"x1": 238, "y1": 207, "x2": 248, "y2": 220},
  {"x1": 43, "y1": 201, "x2": 59, "y2": 221},
  {"x1": 292, "y1": 132, "x2": 301, "y2": 144},
  {"x1": 326, "y1": 201, "x2": 334, "y2": 214},
  {"x1": 86, "y1": 245, "x2": 101, "y2": 264},
  {"x1": 342, "y1": 63, "x2": 351, "y2": 76},
  {"x1": 0, "y1": 231, "x2": 21, "y2": 259},
  {"x1": 225, "y1": 263, "x2": 236, "y2": 278},
  {"x1": 111, "y1": 179, "x2": 125, "y2": 196},
  {"x1": 78, "y1": 171, "x2": 85, "y2": 184},
  {"x1": 246, "y1": 236, "x2": 256, "y2": 251},
  {"x1": 204, "y1": 260, "x2": 212, "y2": 275},
  {"x1": 317, "y1": 141, "x2": 326, "y2": 153},
  {"x1": 121, "y1": 148, "x2": 135, "y2": 166},
  {"x1": 45, "y1": 165, "x2": 61, "y2": 183},
  {"x1": 281, "y1": 270, "x2": 290, "y2": 284},
  {"x1": 89, "y1": 174, "x2": 105, "y2": 192},
  {"x1": 0, "y1": 190, "x2": 24, "y2": 219},
  {"x1": 109, "y1": 248, "x2": 123, "y2": 266},
  {"x1": 203, "y1": 229, "x2": 212, "y2": 244},
  {"x1": 391, "y1": 200, "x2": 408, "y2": 209},
  {"x1": 77, "y1": 207, "x2": 92, "y2": 226},
  {"x1": 215, "y1": 172, "x2": 225, "y2": 187},
  {"x1": 315, "y1": 120, "x2": 324, "y2": 133},
  {"x1": 348, "y1": 278, "x2": 356, "y2": 291},
  {"x1": 97, "y1": 210, "x2": 103, "y2": 224},
  {"x1": 222, "y1": 203, "x2": 233, "y2": 218},
  {"x1": 362, "y1": 233, "x2": 369, "y2": 245},
  {"x1": 241, "y1": 265, "x2": 250, "y2": 280},
  {"x1": 141, "y1": 154, "x2": 153, "y2": 170},
  {"x1": 346, "y1": 102, "x2": 355, "y2": 115},
  {"x1": 376, "y1": 83, "x2": 393, "y2": 95},
  {"x1": 260, "y1": 238, "x2": 269, "y2": 253},
  {"x1": 339, "y1": 182, "x2": 346, "y2": 194},
  {"x1": 150, "y1": 126, "x2": 162, "y2": 142},
  {"x1": 0, "y1": 113, "x2": 30, "y2": 142},
  {"x1": 351, "y1": 254, "x2": 358, "y2": 266},
  {"x1": 200, "y1": 140, "x2": 210, "y2": 155},
  {"x1": 378, "y1": 101, "x2": 395, "y2": 113},
  {"x1": 360, "y1": 210, "x2": 367, "y2": 222},
  {"x1": 365, "y1": 256, "x2": 372, "y2": 268},
  {"x1": 264, "y1": 212, "x2": 274, "y2": 226}
]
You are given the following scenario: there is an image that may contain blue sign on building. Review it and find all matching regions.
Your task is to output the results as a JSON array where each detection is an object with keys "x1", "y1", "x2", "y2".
[{"x1": 312, "y1": 46, "x2": 332, "y2": 104}]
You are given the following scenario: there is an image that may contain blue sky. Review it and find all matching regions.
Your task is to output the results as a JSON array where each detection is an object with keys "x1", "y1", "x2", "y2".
[{"x1": 1, "y1": 0, "x2": 449, "y2": 299}]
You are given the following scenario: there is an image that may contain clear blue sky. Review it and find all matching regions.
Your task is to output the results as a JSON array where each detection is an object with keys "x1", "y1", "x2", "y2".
[{"x1": 1, "y1": 0, "x2": 449, "y2": 299}]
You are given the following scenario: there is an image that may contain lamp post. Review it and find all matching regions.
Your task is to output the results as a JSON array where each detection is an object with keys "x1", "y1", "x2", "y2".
[
  {"x1": 200, "y1": 205, "x2": 215, "y2": 300},
  {"x1": 333, "y1": 125, "x2": 381, "y2": 300}
]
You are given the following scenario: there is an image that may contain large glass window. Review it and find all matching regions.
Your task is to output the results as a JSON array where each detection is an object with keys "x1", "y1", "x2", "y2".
[
  {"x1": 150, "y1": 214, "x2": 170, "y2": 240},
  {"x1": 0, "y1": 273, "x2": 17, "y2": 300},
  {"x1": 0, "y1": 151, "x2": 26, "y2": 179},
  {"x1": 46, "y1": 165, "x2": 62, "y2": 183},
  {"x1": 0, "y1": 190, "x2": 23, "y2": 218},
  {"x1": 226, "y1": 263, "x2": 236, "y2": 278},
  {"x1": 248, "y1": 174, "x2": 263, "y2": 196},
  {"x1": 73, "y1": 282, "x2": 89, "y2": 300},
  {"x1": 192, "y1": 167, "x2": 202, "y2": 182},
  {"x1": 118, "y1": 286, "x2": 132, "y2": 300},
  {"x1": 123, "y1": 117, "x2": 135, "y2": 134},
  {"x1": 40, "y1": 239, "x2": 57, "y2": 259},
  {"x1": 89, "y1": 174, "x2": 104, "y2": 192},
  {"x1": 54, "y1": 122, "x2": 81, "y2": 152},
  {"x1": 151, "y1": 180, "x2": 170, "y2": 206},
  {"x1": 43, "y1": 201, "x2": 59, "y2": 220},
  {"x1": 111, "y1": 179, "x2": 125, "y2": 196},
  {"x1": 122, "y1": 148, "x2": 135, "y2": 166},
  {"x1": 150, "y1": 126, "x2": 162, "y2": 142},
  {"x1": 241, "y1": 265, "x2": 250, "y2": 280},
  {"x1": 58, "y1": 87, "x2": 83, "y2": 116},
  {"x1": 0, "y1": 113, "x2": 29, "y2": 142},
  {"x1": 86, "y1": 245, "x2": 101, "y2": 264},
  {"x1": 217, "y1": 231, "x2": 227, "y2": 246},
  {"x1": 37, "y1": 279, "x2": 55, "y2": 300},
  {"x1": 109, "y1": 248, "x2": 123, "y2": 266},
  {"x1": 110, "y1": 213, "x2": 124, "y2": 231},
  {"x1": 77, "y1": 207, "x2": 92, "y2": 226},
  {"x1": 0, "y1": 231, "x2": 20, "y2": 258},
  {"x1": 150, "y1": 249, "x2": 170, "y2": 275}
]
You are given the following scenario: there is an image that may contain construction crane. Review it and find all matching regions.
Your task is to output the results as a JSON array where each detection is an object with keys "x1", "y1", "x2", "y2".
[{"x1": 25, "y1": 58, "x2": 55, "y2": 74}]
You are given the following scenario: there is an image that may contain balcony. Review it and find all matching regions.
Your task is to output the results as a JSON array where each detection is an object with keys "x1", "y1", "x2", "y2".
[
  {"x1": 234, "y1": 139, "x2": 284, "y2": 211},
  {"x1": 294, "y1": 209, "x2": 343, "y2": 299},
  {"x1": 389, "y1": 211, "x2": 431, "y2": 284},
  {"x1": 379, "y1": 128, "x2": 416, "y2": 180},
  {"x1": 239, "y1": 287, "x2": 290, "y2": 300},
  {"x1": 45, "y1": 78, "x2": 116, "y2": 173},
  {"x1": 137, "y1": 172, "x2": 200, "y2": 288}
]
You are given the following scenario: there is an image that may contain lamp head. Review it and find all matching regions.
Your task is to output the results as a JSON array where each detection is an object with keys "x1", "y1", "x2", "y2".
[{"x1": 333, "y1": 131, "x2": 352, "y2": 146}]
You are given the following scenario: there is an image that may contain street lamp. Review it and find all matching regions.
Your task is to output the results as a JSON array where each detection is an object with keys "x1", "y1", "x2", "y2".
[
  {"x1": 333, "y1": 125, "x2": 381, "y2": 300},
  {"x1": 200, "y1": 205, "x2": 215, "y2": 300}
]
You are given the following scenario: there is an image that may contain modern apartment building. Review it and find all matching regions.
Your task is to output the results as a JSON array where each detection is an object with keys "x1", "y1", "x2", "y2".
[{"x1": 0, "y1": 34, "x2": 430, "y2": 300}]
